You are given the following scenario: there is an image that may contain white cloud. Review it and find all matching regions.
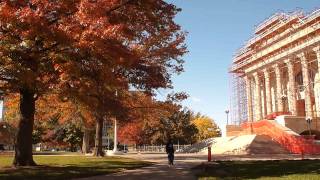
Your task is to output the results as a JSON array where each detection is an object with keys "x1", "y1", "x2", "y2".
[{"x1": 191, "y1": 97, "x2": 201, "y2": 102}]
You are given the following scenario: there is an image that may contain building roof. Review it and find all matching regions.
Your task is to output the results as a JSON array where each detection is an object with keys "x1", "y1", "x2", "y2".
[{"x1": 230, "y1": 8, "x2": 320, "y2": 74}]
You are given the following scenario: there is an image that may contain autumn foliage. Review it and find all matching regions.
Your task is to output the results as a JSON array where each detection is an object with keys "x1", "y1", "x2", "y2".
[
  {"x1": 118, "y1": 93, "x2": 199, "y2": 145},
  {"x1": 0, "y1": 0, "x2": 187, "y2": 166},
  {"x1": 193, "y1": 115, "x2": 221, "y2": 141},
  {"x1": 4, "y1": 93, "x2": 95, "y2": 146}
]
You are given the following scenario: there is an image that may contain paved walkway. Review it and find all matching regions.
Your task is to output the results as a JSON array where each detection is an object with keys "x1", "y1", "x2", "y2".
[
  {"x1": 75, "y1": 153, "x2": 320, "y2": 180},
  {"x1": 76, "y1": 153, "x2": 207, "y2": 180}
]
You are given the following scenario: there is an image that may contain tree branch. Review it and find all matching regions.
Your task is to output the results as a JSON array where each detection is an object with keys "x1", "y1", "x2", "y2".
[{"x1": 106, "y1": 0, "x2": 136, "y2": 14}]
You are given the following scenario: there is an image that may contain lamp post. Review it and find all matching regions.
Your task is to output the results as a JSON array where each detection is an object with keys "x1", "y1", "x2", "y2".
[
  {"x1": 113, "y1": 118, "x2": 118, "y2": 152},
  {"x1": 225, "y1": 110, "x2": 229, "y2": 125},
  {"x1": 306, "y1": 117, "x2": 312, "y2": 137},
  {"x1": 113, "y1": 90, "x2": 119, "y2": 154}
]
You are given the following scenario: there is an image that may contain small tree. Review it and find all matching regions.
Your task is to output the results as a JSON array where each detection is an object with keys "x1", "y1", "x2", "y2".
[{"x1": 193, "y1": 115, "x2": 221, "y2": 141}]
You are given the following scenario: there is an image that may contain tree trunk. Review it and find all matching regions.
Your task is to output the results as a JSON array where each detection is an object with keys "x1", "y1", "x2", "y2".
[
  {"x1": 13, "y1": 89, "x2": 36, "y2": 166},
  {"x1": 93, "y1": 118, "x2": 104, "y2": 156},
  {"x1": 82, "y1": 128, "x2": 90, "y2": 154}
]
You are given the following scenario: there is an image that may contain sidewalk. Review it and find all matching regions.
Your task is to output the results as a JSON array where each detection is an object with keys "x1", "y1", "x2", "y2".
[
  {"x1": 75, "y1": 153, "x2": 207, "y2": 180},
  {"x1": 74, "y1": 153, "x2": 320, "y2": 180},
  {"x1": 77, "y1": 162, "x2": 196, "y2": 180}
]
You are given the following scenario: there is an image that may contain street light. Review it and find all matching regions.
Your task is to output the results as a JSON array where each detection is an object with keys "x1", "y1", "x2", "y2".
[
  {"x1": 113, "y1": 90, "x2": 119, "y2": 153},
  {"x1": 225, "y1": 110, "x2": 229, "y2": 125},
  {"x1": 306, "y1": 117, "x2": 312, "y2": 136}
]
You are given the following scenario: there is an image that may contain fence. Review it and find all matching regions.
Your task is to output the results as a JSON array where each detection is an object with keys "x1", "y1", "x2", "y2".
[{"x1": 128, "y1": 144, "x2": 192, "y2": 153}]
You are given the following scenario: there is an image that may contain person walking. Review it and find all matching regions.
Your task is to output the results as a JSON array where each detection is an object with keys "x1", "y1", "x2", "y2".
[{"x1": 166, "y1": 139, "x2": 175, "y2": 166}]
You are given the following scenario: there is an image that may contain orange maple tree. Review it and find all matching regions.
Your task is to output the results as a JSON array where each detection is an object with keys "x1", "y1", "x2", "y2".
[
  {"x1": 118, "y1": 92, "x2": 187, "y2": 145},
  {"x1": 0, "y1": 0, "x2": 186, "y2": 165}
]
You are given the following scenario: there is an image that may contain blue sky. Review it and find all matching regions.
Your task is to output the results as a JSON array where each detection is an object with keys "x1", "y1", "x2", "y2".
[{"x1": 161, "y1": 0, "x2": 320, "y2": 135}]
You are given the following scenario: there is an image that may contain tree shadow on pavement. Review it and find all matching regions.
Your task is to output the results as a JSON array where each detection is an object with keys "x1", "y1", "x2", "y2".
[
  {"x1": 0, "y1": 160, "x2": 152, "y2": 180},
  {"x1": 193, "y1": 159, "x2": 320, "y2": 179}
]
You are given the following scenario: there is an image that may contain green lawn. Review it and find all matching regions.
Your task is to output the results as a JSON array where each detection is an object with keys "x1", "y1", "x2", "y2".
[
  {"x1": 195, "y1": 159, "x2": 320, "y2": 180},
  {"x1": 0, "y1": 155, "x2": 151, "y2": 180}
]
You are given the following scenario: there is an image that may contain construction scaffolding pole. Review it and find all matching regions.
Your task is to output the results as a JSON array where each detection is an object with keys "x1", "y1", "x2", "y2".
[{"x1": 229, "y1": 73, "x2": 248, "y2": 125}]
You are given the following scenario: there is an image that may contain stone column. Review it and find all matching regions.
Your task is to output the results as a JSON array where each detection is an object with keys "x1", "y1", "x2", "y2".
[
  {"x1": 299, "y1": 52, "x2": 313, "y2": 118},
  {"x1": 274, "y1": 64, "x2": 284, "y2": 112},
  {"x1": 314, "y1": 46, "x2": 320, "y2": 68},
  {"x1": 253, "y1": 72, "x2": 262, "y2": 120},
  {"x1": 244, "y1": 76, "x2": 253, "y2": 122},
  {"x1": 285, "y1": 59, "x2": 297, "y2": 115},
  {"x1": 263, "y1": 69, "x2": 272, "y2": 115},
  {"x1": 313, "y1": 46, "x2": 320, "y2": 118}
]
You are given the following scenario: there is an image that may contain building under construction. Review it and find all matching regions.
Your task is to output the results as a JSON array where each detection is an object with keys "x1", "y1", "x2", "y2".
[{"x1": 227, "y1": 8, "x2": 320, "y2": 154}]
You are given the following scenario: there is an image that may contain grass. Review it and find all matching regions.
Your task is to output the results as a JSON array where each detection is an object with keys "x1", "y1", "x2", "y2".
[
  {"x1": 0, "y1": 155, "x2": 152, "y2": 180},
  {"x1": 195, "y1": 159, "x2": 320, "y2": 180}
]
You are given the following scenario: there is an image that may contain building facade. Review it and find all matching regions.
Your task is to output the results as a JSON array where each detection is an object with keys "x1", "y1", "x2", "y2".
[{"x1": 229, "y1": 9, "x2": 320, "y2": 135}]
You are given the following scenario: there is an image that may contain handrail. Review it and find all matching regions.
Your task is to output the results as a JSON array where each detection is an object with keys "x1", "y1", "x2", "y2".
[
  {"x1": 232, "y1": 9, "x2": 320, "y2": 72},
  {"x1": 304, "y1": 8, "x2": 320, "y2": 21},
  {"x1": 234, "y1": 11, "x2": 304, "y2": 58},
  {"x1": 233, "y1": 49, "x2": 252, "y2": 63},
  {"x1": 240, "y1": 14, "x2": 299, "y2": 56},
  {"x1": 255, "y1": 12, "x2": 285, "y2": 34},
  {"x1": 248, "y1": 11, "x2": 303, "y2": 47},
  {"x1": 300, "y1": 8, "x2": 320, "y2": 25}
]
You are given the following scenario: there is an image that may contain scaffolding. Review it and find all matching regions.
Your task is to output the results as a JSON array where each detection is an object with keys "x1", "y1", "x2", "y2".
[
  {"x1": 231, "y1": 8, "x2": 320, "y2": 72},
  {"x1": 229, "y1": 73, "x2": 247, "y2": 125},
  {"x1": 229, "y1": 8, "x2": 320, "y2": 125}
]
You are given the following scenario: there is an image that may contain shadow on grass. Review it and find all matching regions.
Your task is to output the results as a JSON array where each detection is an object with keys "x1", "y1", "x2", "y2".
[
  {"x1": 194, "y1": 159, "x2": 320, "y2": 179},
  {"x1": 0, "y1": 159, "x2": 152, "y2": 180}
]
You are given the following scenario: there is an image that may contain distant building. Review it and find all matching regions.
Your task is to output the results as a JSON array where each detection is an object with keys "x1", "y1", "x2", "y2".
[{"x1": 228, "y1": 9, "x2": 320, "y2": 137}]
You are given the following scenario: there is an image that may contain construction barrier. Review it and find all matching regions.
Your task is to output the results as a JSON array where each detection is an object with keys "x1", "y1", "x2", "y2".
[{"x1": 241, "y1": 120, "x2": 320, "y2": 154}]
